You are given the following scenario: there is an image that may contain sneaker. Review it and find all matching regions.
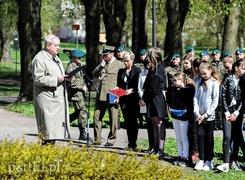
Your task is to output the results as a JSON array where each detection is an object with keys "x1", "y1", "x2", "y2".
[
  {"x1": 178, "y1": 158, "x2": 188, "y2": 167},
  {"x1": 217, "y1": 163, "x2": 229, "y2": 172},
  {"x1": 203, "y1": 160, "x2": 214, "y2": 171},
  {"x1": 230, "y1": 162, "x2": 242, "y2": 171},
  {"x1": 194, "y1": 160, "x2": 204, "y2": 170},
  {"x1": 173, "y1": 156, "x2": 181, "y2": 166}
]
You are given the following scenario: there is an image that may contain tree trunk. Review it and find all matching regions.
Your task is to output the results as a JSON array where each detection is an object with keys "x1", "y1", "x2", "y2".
[
  {"x1": 131, "y1": 0, "x2": 147, "y2": 63},
  {"x1": 101, "y1": 0, "x2": 127, "y2": 47},
  {"x1": 84, "y1": 0, "x2": 100, "y2": 79},
  {"x1": 16, "y1": 0, "x2": 42, "y2": 102},
  {"x1": 164, "y1": 0, "x2": 189, "y2": 65},
  {"x1": 0, "y1": 0, "x2": 18, "y2": 63},
  {"x1": 222, "y1": 4, "x2": 240, "y2": 55},
  {"x1": 0, "y1": 35, "x2": 12, "y2": 63}
]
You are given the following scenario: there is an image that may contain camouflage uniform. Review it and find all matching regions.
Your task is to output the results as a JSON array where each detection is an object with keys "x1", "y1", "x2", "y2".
[
  {"x1": 66, "y1": 62, "x2": 88, "y2": 140},
  {"x1": 134, "y1": 62, "x2": 145, "y2": 72},
  {"x1": 165, "y1": 64, "x2": 183, "y2": 88},
  {"x1": 211, "y1": 60, "x2": 226, "y2": 81}
]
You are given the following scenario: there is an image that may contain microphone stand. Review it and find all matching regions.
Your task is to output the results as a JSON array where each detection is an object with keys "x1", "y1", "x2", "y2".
[{"x1": 82, "y1": 69, "x2": 99, "y2": 147}]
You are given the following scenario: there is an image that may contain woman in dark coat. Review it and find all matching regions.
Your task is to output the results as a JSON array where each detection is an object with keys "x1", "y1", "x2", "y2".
[
  {"x1": 139, "y1": 47, "x2": 167, "y2": 159},
  {"x1": 116, "y1": 51, "x2": 141, "y2": 149}
]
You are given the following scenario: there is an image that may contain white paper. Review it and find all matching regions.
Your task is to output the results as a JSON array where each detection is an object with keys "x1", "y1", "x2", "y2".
[{"x1": 140, "y1": 105, "x2": 147, "y2": 113}]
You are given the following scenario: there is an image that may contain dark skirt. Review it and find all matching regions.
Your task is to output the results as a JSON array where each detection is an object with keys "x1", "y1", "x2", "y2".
[{"x1": 147, "y1": 93, "x2": 167, "y2": 119}]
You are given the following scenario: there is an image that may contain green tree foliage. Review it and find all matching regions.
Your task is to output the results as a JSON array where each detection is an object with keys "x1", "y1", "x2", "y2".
[
  {"x1": 0, "y1": 0, "x2": 18, "y2": 63},
  {"x1": 41, "y1": 0, "x2": 64, "y2": 36},
  {"x1": 187, "y1": 0, "x2": 243, "y2": 52}
]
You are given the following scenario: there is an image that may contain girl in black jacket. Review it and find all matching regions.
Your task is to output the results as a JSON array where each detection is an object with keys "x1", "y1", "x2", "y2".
[
  {"x1": 166, "y1": 72, "x2": 195, "y2": 167},
  {"x1": 139, "y1": 47, "x2": 167, "y2": 159},
  {"x1": 217, "y1": 59, "x2": 245, "y2": 172}
]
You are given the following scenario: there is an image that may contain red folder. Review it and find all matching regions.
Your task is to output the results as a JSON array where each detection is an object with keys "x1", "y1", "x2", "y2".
[{"x1": 109, "y1": 88, "x2": 126, "y2": 97}]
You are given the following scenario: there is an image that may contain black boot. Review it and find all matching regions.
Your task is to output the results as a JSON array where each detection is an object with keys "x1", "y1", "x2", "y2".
[
  {"x1": 79, "y1": 128, "x2": 93, "y2": 141},
  {"x1": 157, "y1": 149, "x2": 164, "y2": 160}
]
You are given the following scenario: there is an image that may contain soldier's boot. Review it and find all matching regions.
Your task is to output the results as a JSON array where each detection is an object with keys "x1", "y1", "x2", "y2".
[{"x1": 79, "y1": 127, "x2": 93, "y2": 141}]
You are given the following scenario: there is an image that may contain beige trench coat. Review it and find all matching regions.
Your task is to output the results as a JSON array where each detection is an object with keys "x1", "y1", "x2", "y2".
[{"x1": 32, "y1": 50, "x2": 70, "y2": 140}]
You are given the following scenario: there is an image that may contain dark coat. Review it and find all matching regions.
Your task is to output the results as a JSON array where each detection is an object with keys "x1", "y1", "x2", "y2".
[
  {"x1": 143, "y1": 62, "x2": 167, "y2": 118},
  {"x1": 117, "y1": 65, "x2": 141, "y2": 108}
]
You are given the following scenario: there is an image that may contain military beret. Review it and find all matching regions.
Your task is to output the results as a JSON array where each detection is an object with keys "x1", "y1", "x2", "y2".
[
  {"x1": 116, "y1": 45, "x2": 125, "y2": 52},
  {"x1": 199, "y1": 50, "x2": 209, "y2": 57},
  {"x1": 171, "y1": 53, "x2": 180, "y2": 61},
  {"x1": 222, "y1": 51, "x2": 231, "y2": 58},
  {"x1": 186, "y1": 46, "x2": 194, "y2": 53},
  {"x1": 235, "y1": 48, "x2": 244, "y2": 55},
  {"x1": 139, "y1": 49, "x2": 147, "y2": 55},
  {"x1": 212, "y1": 49, "x2": 220, "y2": 55},
  {"x1": 71, "y1": 49, "x2": 85, "y2": 58}
]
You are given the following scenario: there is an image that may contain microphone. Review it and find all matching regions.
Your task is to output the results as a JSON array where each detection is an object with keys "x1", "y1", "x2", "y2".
[{"x1": 63, "y1": 49, "x2": 72, "y2": 54}]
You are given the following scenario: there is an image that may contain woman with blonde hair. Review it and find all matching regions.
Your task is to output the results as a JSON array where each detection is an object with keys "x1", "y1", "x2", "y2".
[{"x1": 116, "y1": 51, "x2": 141, "y2": 150}]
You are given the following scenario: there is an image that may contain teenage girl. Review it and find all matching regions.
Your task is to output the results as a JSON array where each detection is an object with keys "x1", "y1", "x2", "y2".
[
  {"x1": 193, "y1": 61, "x2": 220, "y2": 171},
  {"x1": 166, "y1": 72, "x2": 195, "y2": 167},
  {"x1": 139, "y1": 47, "x2": 167, "y2": 160},
  {"x1": 217, "y1": 59, "x2": 245, "y2": 172}
]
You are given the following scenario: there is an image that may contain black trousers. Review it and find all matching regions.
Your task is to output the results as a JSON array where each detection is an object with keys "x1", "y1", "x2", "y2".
[
  {"x1": 231, "y1": 114, "x2": 244, "y2": 161},
  {"x1": 121, "y1": 102, "x2": 139, "y2": 148},
  {"x1": 197, "y1": 121, "x2": 214, "y2": 161}
]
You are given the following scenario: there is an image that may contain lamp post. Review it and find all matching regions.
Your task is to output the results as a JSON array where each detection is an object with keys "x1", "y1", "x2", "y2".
[
  {"x1": 13, "y1": 34, "x2": 19, "y2": 74},
  {"x1": 152, "y1": 0, "x2": 156, "y2": 47}
]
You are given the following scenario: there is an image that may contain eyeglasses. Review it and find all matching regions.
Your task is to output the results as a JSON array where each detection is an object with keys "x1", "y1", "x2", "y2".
[{"x1": 173, "y1": 79, "x2": 181, "y2": 82}]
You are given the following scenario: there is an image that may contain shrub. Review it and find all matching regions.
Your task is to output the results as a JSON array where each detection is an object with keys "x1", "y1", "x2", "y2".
[{"x1": 0, "y1": 138, "x2": 191, "y2": 179}]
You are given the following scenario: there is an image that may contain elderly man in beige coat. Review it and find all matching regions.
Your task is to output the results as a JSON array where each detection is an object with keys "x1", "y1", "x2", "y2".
[
  {"x1": 92, "y1": 46, "x2": 125, "y2": 146},
  {"x1": 32, "y1": 34, "x2": 71, "y2": 145}
]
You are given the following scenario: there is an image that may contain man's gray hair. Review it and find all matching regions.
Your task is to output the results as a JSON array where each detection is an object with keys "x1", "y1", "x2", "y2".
[{"x1": 44, "y1": 34, "x2": 60, "y2": 45}]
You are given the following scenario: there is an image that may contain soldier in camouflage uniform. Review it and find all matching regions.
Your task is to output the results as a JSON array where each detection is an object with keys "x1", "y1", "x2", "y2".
[
  {"x1": 235, "y1": 48, "x2": 244, "y2": 60},
  {"x1": 115, "y1": 45, "x2": 125, "y2": 62},
  {"x1": 66, "y1": 49, "x2": 92, "y2": 141},
  {"x1": 134, "y1": 49, "x2": 147, "y2": 71},
  {"x1": 211, "y1": 49, "x2": 226, "y2": 80},
  {"x1": 185, "y1": 46, "x2": 195, "y2": 62},
  {"x1": 165, "y1": 53, "x2": 183, "y2": 87},
  {"x1": 200, "y1": 50, "x2": 210, "y2": 62}
]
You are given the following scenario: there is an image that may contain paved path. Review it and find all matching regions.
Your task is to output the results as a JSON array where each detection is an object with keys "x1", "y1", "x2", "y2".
[{"x1": 0, "y1": 106, "x2": 223, "y2": 148}]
